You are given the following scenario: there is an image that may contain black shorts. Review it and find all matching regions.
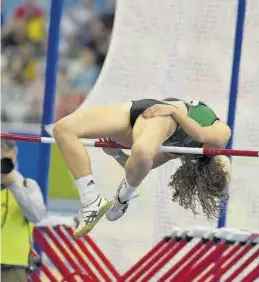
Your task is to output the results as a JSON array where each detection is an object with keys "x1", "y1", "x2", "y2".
[{"x1": 129, "y1": 98, "x2": 180, "y2": 127}]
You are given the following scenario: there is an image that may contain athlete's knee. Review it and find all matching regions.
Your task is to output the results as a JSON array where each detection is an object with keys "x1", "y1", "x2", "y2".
[
  {"x1": 131, "y1": 142, "x2": 155, "y2": 168},
  {"x1": 53, "y1": 117, "x2": 74, "y2": 141}
]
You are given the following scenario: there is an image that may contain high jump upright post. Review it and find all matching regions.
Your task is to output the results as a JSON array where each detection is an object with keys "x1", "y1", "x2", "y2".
[
  {"x1": 37, "y1": 0, "x2": 64, "y2": 204},
  {"x1": 218, "y1": 0, "x2": 246, "y2": 228}
]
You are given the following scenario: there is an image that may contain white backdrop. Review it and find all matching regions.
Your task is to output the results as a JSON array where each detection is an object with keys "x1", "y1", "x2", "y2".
[{"x1": 73, "y1": 0, "x2": 259, "y2": 274}]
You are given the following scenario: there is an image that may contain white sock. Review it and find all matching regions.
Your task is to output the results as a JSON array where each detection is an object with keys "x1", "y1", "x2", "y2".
[
  {"x1": 119, "y1": 178, "x2": 137, "y2": 202},
  {"x1": 75, "y1": 175, "x2": 99, "y2": 205}
]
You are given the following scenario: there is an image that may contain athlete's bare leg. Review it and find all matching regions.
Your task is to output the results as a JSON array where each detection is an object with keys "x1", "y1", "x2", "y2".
[
  {"x1": 53, "y1": 103, "x2": 132, "y2": 179},
  {"x1": 106, "y1": 114, "x2": 177, "y2": 221},
  {"x1": 125, "y1": 115, "x2": 177, "y2": 187},
  {"x1": 53, "y1": 102, "x2": 132, "y2": 237}
]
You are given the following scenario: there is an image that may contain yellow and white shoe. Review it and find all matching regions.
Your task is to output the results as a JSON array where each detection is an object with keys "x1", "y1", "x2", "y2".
[{"x1": 73, "y1": 194, "x2": 111, "y2": 238}]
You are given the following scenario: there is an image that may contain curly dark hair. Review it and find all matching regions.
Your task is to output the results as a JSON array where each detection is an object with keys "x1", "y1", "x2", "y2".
[{"x1": 169, "y1": 156, "x2": 229, "y2": 220}]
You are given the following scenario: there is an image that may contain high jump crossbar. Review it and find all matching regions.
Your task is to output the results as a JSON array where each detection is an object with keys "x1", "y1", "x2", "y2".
[{"x1": 1, "y1": 133, "x2": 258, "y2": 157}]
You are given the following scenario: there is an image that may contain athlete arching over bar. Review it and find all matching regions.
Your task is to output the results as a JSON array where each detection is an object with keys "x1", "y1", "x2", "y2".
[{"x1": 53, "y1": 98, "x2": 231, "y2": 238}]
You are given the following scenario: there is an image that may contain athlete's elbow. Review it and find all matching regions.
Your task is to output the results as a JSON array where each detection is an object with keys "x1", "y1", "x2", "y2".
[
  {"x1": 215, "y1": 126, "x2": 232, "y2": 148},
  {"x1": 225, "y1": 126, "x2": 232, "y2": 142},
  {"x1": 220, "y1": 127, "x2": 232, "y2": 148},
  {"x1": 194, "y1": 127, "x2": 211, "y2": 143},
  {"x1": 193, "y1": 132, "x2": 205, "y2": 143}
]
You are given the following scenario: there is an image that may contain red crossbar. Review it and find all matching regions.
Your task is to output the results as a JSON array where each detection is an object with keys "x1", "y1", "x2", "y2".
[
  {"x1": 1, "y1": 133, "x2": 42, "y2": 143},
  {"x1": 203, "y1": 148, "x2": 259, "y2": 157},
  {"x1": 2, "y1": 132, "x2": 258, "y2": 157}
]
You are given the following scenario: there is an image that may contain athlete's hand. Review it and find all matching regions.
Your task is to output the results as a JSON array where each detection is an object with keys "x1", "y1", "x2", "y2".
[
  {"x1": 99, "y1": 138, "x2": 121, "y2": 157},
  {"x1": 142, "y1": 104, "x2": 177, "y2": 118}
]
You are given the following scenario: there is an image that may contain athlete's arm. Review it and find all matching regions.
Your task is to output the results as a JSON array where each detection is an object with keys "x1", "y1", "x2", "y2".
[
  {"x1": 143, "y1": 105, "x2": 231, "y2": 148},
  {"x1": 171, "y1": 109, "x2": 231, "y2": 147},
  {"x1": 199, "y1": 121, "x2": 231, "y2": 148}
]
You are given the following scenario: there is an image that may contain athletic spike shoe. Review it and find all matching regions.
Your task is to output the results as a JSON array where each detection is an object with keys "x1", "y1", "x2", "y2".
[
  {"x1": 73, "y1": 194, "x2": 111, "y2": 238},
  {"x1": 106, "y1": 179, "x2": 138, "y2": 221}
]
